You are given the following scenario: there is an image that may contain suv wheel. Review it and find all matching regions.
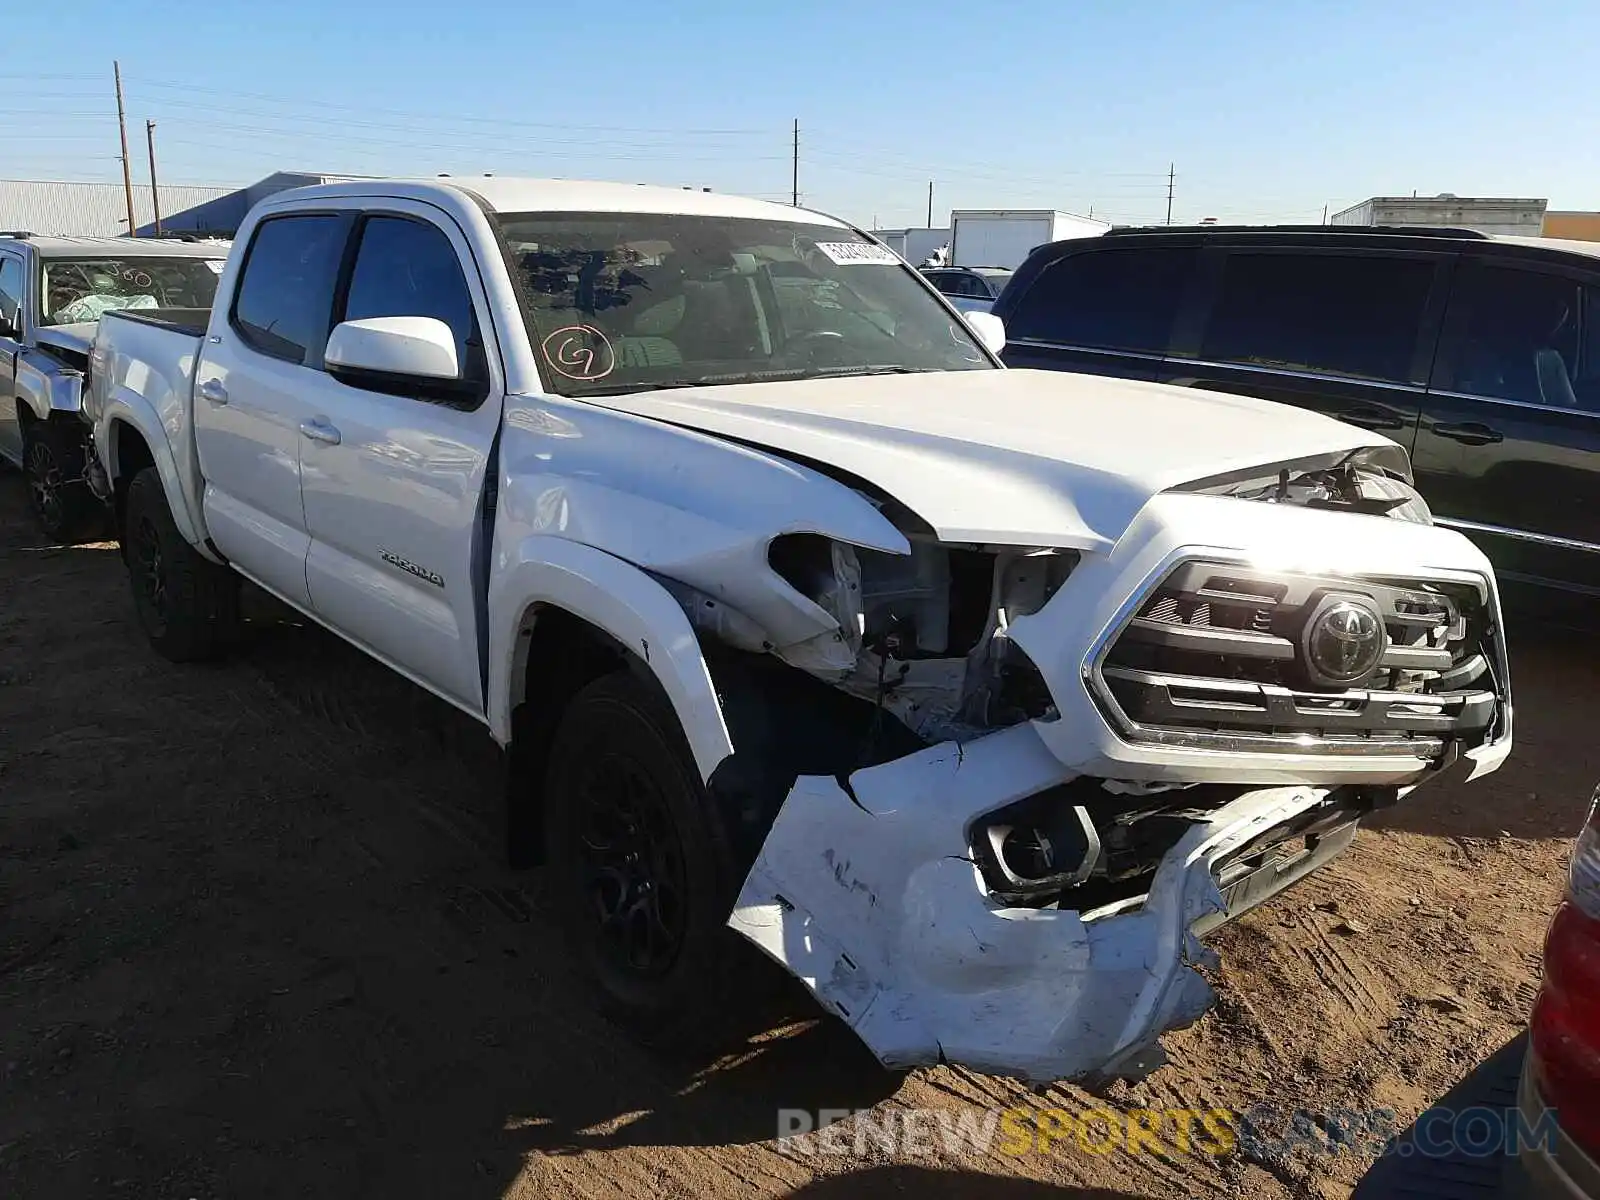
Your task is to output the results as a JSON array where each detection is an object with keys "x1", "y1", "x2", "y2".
[{"x1": 23, "y1": 419, "x2": 99, "y2": 543}]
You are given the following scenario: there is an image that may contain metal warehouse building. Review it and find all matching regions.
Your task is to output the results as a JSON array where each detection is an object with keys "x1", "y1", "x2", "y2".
[
  {"x1": 1331, "y1": 194, "x2": 1549, "y2": 237},
  {"x1": 0, "y1": 172, "x2": 370, "y2": 238}
]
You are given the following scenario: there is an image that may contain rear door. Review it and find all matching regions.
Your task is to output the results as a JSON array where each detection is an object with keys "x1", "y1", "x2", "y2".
[
  {"x1": 997, "y1": 242, "x2": 1198, "y2": 381},
  {"x1": 1160, "y1": 245, "x2": 1447, "y2": 443},
  {"x1": 193, "y1": 211, "x2": 351, "y2": 608},
  {"x1": 299, "y1": 205, "x2": 503, "y2": 715},
  {"x1": 0, "y1": 252, "x2": 25, "y2": 464},
  {"x1": 1415, "y1": 257, "x2": 1600, "y2": 594}
]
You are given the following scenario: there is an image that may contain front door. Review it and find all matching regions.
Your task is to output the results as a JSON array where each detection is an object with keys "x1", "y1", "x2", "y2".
[
  {"x1": 0, "y1": 253, "x2": 26, "y2": 465},
  {"x1": 299, "y1": 207, "x2": 503, "y2": 715},
  {"x1": 194, "y1": 212, "x2": 352, "y2": 609},
  {"x1": 1415, "y1": 259, "x2": 1600, "y2": 595},
  {"x1": 998, "y1": 243, "x2": 1198, "y2": 382}
]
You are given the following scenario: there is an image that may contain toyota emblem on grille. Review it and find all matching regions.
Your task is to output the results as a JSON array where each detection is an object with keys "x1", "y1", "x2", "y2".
[{"x1": 1302, "y1": 596, "x2": 1386, "y2": 687}]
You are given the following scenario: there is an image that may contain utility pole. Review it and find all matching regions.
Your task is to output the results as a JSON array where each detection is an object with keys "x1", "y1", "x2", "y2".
[
  {"x1": 791, "y1": 119, "x2": 799, "y2": 206},
  {"x1": 1322, "y1": 203, "x2": 1329, "y2": 225},
  {"x1": 1165, "y1": 162, "x2": 1175, "y2": 225},
  {"x1": 926, "y1": 181, "x2": 933, "y2": 228},
  {"x1": 146, "y1": 120, "x2": 163, "y2": 237},
  {"x1": 114, "y1": 61, "x2": 137, "y2": 238}
]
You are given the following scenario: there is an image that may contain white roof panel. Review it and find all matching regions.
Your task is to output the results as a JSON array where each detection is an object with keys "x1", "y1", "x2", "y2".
[{"x1": 271, "y1": 177, "x2": 849, "y2": 227}]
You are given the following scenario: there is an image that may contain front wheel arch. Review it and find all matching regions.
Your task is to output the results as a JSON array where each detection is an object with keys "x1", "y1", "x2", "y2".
[{"x1": 505, "y1": 604, "x2": 688, "y2": 868}]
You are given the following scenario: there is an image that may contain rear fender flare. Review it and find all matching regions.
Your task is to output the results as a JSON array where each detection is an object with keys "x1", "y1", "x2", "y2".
[
  {"x1": 99, "y1": 391, "x2": 210, "y2": 554},
  {"x1": 488, "y1": 535, "x2": 735, "y2": 779}
]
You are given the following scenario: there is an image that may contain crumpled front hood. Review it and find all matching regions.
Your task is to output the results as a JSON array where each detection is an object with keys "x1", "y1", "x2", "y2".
[
  {"x1": 32, "y1": 323, "x2": 96, "y2": 359},
  {"x1": 588, "y1": 368, "x2": 1393, "y2": 551}
]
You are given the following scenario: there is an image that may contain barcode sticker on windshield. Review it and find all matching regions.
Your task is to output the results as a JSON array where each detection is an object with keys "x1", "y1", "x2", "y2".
[
  {"x1": 204, "y1": 260, "x2": 226, "y2": 274},
  {"x1": 814, "y1": 242, "x2": 900, "y2": 266}
]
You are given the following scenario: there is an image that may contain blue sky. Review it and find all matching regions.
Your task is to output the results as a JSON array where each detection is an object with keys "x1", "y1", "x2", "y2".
[{"x1": 5, "y1": 0, "x2": 1597, "y2": 229}]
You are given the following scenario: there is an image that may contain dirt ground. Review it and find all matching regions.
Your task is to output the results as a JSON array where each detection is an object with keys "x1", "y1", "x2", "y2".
[{"x1": 0, "y1": 468, "x2": 1591, "y2": 1200}]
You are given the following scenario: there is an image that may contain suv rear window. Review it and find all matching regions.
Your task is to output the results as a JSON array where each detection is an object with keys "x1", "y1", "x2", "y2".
[
  {"x1": 1005, "y1": 246, "x2": 1194, "y2": 354},
  {"x1": 1198, "y1": 251, "x2": 1434, "y2": 383}
]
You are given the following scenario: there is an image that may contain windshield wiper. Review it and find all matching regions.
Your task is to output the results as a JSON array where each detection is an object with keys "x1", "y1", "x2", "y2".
[
  {"x1": 810, "y1": 365, "x2": 933, "y2": 377},
  {"x1": 573, "y1": 380, "x2": 702, "y2": 396},
  {"x1": 573, "y1": 366, "x2": 932, "y2": 395}
]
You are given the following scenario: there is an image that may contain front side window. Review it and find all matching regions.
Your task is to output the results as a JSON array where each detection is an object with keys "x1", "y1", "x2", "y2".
[
  {"x1": 495, "y1": 212, "x2": 992, "y2": 396},
  {"x1": 1439, "y1": 264, "x2": 1584, "y2": 409},
  {"x1": 0, "y1": 256, "x2": 22, "y2": 331},
  {"x1": 1200, "y1": 251, "x2": 1434, "y2": 383},
  {"x1": 1007, "y1": 246, "x2": 1194, "y2": 354},
  {"x1": 231, "y1": 215, "x2": 348, "y2": 365},
  {"x1": 341, "y1": 215, "x2": 480, "y2": 377},
  {"x1": 39, "y1": 256, "x2": 223, "y2": 327}
]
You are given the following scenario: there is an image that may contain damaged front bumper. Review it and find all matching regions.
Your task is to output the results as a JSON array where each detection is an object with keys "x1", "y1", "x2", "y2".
[{"x1": 728, "y1": 721, "x2": 1355, "y2": 1085}]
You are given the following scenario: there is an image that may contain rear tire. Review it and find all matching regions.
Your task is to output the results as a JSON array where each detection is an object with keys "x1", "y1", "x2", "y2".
[
  {"x1": 23, "y1": 418, "x2": 100, "y2": 543},
  {"x1": 543, "y1": 670, "x2": 746, "y2": 1049},
  {"x1": 123, "y1": 467, "x2": 240, "y2": 662}
]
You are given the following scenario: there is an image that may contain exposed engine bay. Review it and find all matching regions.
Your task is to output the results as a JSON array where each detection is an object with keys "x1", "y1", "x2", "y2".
[{"x1": 1179, "y1": 446, "x2": 1434, "y2": 523}]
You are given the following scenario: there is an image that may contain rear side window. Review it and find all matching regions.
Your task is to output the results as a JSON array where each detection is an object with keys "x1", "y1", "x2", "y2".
[
  {"x1": 1437, "y1": 264, "x2": 1585, "y2": 409},
  {"x1": 948, "y1": 272, "x2": 989, "y2": 299},
  {"x1": 1006, "y1": 246, "x2": 1194, "y2": 354},
  {"x1": 0, "y1": 256, "x2": 22, "y2": 329},
  {"x1": 231, "y1": 215, "x2": 348, "y2": 365},
  {"x1": 1200, "y1": 251, "x2": 1433, "y2": 383},
  {"x1": 341, "y1": 215, "x2": 480, "y2": 375}
]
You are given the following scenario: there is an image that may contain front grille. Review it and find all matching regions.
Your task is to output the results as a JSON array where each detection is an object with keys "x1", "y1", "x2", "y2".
[{"x1": 1092, "y1": 560, "x2": 1505, "y2": 759}]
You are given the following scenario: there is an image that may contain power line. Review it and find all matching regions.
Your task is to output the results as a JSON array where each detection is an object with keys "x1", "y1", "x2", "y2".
[{"x1": 128, "y1": 77, "x2": 772, "y2": 136}]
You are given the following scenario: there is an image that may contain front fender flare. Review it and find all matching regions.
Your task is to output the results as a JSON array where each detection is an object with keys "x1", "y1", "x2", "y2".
[
  {"x1": 98, "y1": 390, "x2": 209, "y2": 552},
  {"x1": 487, "y1": 536, "x2": 736, "y2": 780},
  {"x1": 13, "y1": 353, "x2": 78, "y2": 422}
]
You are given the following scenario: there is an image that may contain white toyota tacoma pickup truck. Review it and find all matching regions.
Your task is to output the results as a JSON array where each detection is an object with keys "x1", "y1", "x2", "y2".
[{"x1": 87, "y1": 178, "x2": 1512, "y2": 1085}]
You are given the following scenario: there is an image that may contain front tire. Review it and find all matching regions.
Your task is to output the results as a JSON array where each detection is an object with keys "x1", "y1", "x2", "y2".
[
  {"x1": 543, "y1": 671, "x2": 745, "y2": 1048},
  {"x1": 123, "y1": 467, "x2": 240, "y2": 662},
  {"x1": 23, "y1": 419, "x2": 100, "y2": 543}
]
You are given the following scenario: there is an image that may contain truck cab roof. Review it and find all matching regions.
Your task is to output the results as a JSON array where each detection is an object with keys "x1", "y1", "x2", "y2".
[
  {"x1": 0, "y1": 234, "x2": 227, "y2": 259},
  {"x1": 259, "y1": 176, "x2": 851, "y2": 227}
]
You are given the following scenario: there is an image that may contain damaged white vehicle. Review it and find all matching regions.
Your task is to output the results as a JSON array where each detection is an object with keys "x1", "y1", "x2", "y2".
[
  {"x1": 87, "y1": 178, "x2": 1512, "y2": 1085},
  {"x1": 0, "y1": 231, "x2": 228, "y2": 540}
]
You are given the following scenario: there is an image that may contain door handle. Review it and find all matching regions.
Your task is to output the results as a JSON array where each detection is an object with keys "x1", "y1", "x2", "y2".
[
  {"x1": 1432, "y1": 421, "x2": 1503, "y2": 446},
  {"x1": 198, "y1": 378, "x2": 228, "y2": 406},
  {"x1": 299, "y1": 418, "x2": 342, "y2": 446},
  {"x1": 1337, "y1": 405, "x2": 1407, "y2": 431}
]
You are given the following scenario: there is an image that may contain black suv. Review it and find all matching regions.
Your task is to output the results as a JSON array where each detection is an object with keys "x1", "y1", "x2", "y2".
[{"x1": 991, "y1": 226, "x2": 1600, "y2": 598}]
